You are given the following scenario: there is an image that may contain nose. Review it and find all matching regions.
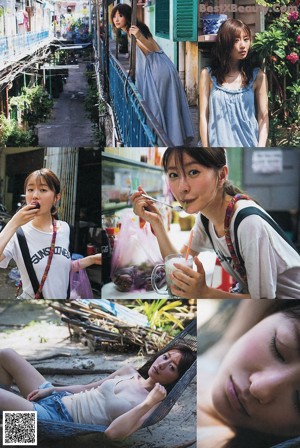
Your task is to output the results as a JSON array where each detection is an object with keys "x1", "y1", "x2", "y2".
[
  {"x1": 249, "y1": 370, "x2": 285, "y2": 405},
  {"x1": 32, "y1": 189, "x2": 40, "y2": 199},
  {"x1": 178, "y1": 175, "x2": 190, "y2": 194}
]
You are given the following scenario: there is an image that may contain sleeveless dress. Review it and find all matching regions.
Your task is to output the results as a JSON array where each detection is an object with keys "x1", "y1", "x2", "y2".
[
  {"x1": 206, "y1": 66, "x2": 260, "y2": 147},
  {"x1": 135, "y1": 46, "x2": 194, "y2": 146},
  {"x1": 64, "y1": 375, "x2": 142, "y2": 425}
]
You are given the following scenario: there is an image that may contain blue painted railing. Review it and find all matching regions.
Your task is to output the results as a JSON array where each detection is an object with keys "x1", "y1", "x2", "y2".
[
  {"x1": 0, "y1": 31, "x2": 50, "y2": 65},
  {"x1": 108, "y1": 52, "x2": 172, "y2": 147}
]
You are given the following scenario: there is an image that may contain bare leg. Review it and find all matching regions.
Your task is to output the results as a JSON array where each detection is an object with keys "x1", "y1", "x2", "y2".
[
  {"x1": 0, "y1": 348, "x2": 46, "y2": 397},
  {"x1": 0, "y1": 388, "x2": 34, "y2": 411}
]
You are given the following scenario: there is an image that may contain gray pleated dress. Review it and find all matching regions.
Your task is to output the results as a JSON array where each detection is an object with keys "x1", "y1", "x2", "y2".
[{"x1": 136, "y1": 46, "x2": 195, "y2": 146}]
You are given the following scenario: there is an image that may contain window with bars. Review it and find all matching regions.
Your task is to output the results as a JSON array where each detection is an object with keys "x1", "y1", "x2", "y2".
[{"x1": 155, "y1": 0, "x2": 170, "y2": 38}]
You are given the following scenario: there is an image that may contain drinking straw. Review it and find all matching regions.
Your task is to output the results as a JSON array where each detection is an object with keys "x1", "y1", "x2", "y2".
[{"x1": 185, "y1": 230, "x2": 194, "y2": 260}]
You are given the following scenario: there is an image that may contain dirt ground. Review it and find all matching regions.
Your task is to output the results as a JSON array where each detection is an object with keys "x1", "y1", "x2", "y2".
[{"x1": 0, "y1": 300, "x2": 196, "y2": 448}]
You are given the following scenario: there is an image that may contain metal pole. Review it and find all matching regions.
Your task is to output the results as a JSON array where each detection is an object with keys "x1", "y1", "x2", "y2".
[{"x1": 130, "y1": 0, "x2": 137, "y2": 83}]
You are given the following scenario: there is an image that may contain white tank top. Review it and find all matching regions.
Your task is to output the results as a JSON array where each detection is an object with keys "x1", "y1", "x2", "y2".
[{"x1": 62, "y1": 375, "x2": 141, "y2": 425}]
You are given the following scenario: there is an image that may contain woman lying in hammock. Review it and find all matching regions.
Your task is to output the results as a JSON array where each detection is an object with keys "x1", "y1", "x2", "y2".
[
  {"x1": 198, "y1": 300, "x2": 300, "y2": 448},
  {"x1": 0, "y1": 343, "x2": 195, "y2": 440}
]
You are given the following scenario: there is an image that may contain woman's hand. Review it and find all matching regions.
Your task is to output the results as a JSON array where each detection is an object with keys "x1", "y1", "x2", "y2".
[
  {"x1": 170, "y1": 256, "x2": 210, "y2": 299},
  {"x1": 10, "y1": 204, "x2": 39, "y2": 228},
  {"x1": 145, "y1": 383, "x2": 166, "y2": 407},
  {"x1": 27, "y1": 387, "x2": 53, "y2": 402},
  {"x1": 131, "y1": 186, "x2": 163, "y2": 229},
  {"x1": 129, "y1": 25, "x2": 142, "y2": 39}
]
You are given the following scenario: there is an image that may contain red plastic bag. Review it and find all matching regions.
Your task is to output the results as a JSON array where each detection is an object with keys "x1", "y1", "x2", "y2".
[{"x1": 111, "y1": 211, "x2": 164, "y2": 292}]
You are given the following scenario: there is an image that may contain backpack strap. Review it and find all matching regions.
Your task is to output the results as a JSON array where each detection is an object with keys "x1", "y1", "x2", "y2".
[
  {"x1": 233, "y1": 207, "x2": 298, "y2": 270},
  {"x1": 16, "y1": 227, "x2": 42, "y2": 298},
  {"x1": 200, "y1": 214, "x2": 215, "y2": 250}
]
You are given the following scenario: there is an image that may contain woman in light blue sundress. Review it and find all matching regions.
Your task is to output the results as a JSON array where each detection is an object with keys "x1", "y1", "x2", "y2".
[
  {"x1": 199, "y1": 19, "x2": 269, "y2": 147},
  {"x1": 111, "y1": 4, "x2": 194, "y2": 147}
]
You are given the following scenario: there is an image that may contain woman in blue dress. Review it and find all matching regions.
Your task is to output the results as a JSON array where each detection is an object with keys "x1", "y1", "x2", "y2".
[
  {"x1": 111, "y1": 4, "x2": 194, "y2": 146},
  {"x1": 199, "y1": 19, "x2": 269, "y2": 147}
]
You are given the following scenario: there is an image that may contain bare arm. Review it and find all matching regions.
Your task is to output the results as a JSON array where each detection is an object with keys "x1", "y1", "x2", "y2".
[
  {"x1": 255, "y1": 69, "x2": 269, "y2": 147},
  {"x1": 199, "y1": 68, "x2": 211, "y2": 147},
  {"x1": 131, "y1": 187, "x2": 177, "y2": 258},
  {"x1": 0, "y1": 205, "x2": 39, "y2": 262},
  {"x1": 129, "y1": 25, "x2": 160, "y2": 55},
  {"x1": 104, "y1": 383, "x2": 166, "y2": 440},
  {"x1": 27, "y1": 366, "x2": 135, "y2": 401},
  {"x1": 72, "y1": 254, "x2": 101, "y2": 271}
]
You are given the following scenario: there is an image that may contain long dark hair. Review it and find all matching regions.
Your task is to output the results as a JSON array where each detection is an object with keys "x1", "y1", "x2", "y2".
[
  {"x1": 110, "y1": 4, "x2": 152, "y2": 39},
  {"x1": 210, "y1": 19, "x2": 255, "y2": 86},
  {"x1": 24, "y1": 168, "x2": 60, "y2": 219},
  {"x1": 138, "y1": 342, "x2": 196, "y2": 393},
  {"x1": 162, "y1": 147, "x2": 244, "y2": 198}
]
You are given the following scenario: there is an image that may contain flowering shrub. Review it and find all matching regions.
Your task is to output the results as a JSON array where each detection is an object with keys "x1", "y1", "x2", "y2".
[
  {"x1": 252, "y1": 2, "x2": 299, "y2": 146},
  {"x1": 286, "y1": 52, "x2": 299, "y2": 63}
]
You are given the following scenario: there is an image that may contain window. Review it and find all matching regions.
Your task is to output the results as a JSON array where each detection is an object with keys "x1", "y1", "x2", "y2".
[{"x1": 155, "y1": 0, "x2": 169, "y2": 38}]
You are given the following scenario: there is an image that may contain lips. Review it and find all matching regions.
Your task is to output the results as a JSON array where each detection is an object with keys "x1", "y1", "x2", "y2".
[
  {"x1": 227, "y1": 376, "x2": 250, "y2": 417},
  {"x1": 153, "y1": 366, "x2": 159, "y2": 375},
  {"x1": 31, "y1": 202, "x2": 40, "y2": 209}
]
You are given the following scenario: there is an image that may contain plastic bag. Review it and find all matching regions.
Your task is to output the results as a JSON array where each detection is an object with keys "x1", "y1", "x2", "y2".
[
  {"x1": 69, "y1": 267, "x2": 94, "y2": 300},
  {"x1": 111, "y1": 211, "x2": 165, "y2": 292}
]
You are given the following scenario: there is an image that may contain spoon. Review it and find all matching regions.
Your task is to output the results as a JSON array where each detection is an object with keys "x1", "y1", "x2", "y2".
[{"x1": 141, "y1": 194, "x2": 184, "y2": 211}]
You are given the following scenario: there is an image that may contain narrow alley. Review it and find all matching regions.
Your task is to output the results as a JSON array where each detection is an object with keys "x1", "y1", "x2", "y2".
[{"x1": 36, "y1": 59, "x2": 98, "y2": 147}]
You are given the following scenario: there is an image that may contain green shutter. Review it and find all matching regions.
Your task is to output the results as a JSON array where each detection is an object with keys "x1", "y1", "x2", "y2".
[
  {"x1": 155, "y1": 0, "x2": 170, "y2": 38},
  {"x1": 173, "y1": 0, "x2": 198, "y2": 41}
]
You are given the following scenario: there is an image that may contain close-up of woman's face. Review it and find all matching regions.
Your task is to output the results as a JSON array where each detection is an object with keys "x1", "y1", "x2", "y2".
[
  {"x1": 230, "y1": 30, "x2": 251, "y2": 61},
  {"x1": 165, "y1": 152, "x2": 224, "y2": 215},
  {"x1": 112, "y1": 11, "x2": 128, "y2": 30},
  {"x1": 25, "y1": 174, "x2": 59, "y2": 215},
  {"x1": 148, "y1": 349, "x2": 182, "y2": 385},
  {"x1": 211, "y1": 312, "x2": 300, "y2": 437}
]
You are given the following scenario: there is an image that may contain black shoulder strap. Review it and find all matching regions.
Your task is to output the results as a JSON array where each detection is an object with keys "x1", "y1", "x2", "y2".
[
  {"x1": 200, "y1": 214, "x2": 215, "y2": 250},
  {"x1": 67, "y1": 223, "x2": 75, "y2": 300},
  {"x1": 68, "y1": 224, "x2": 75, "y2": 255},
  {"x1": 234, "y1": 207, "x2": 298, "y2": 268},
  {"x1": 16, "y1": 228, "x2": 40, "y2": 296}
]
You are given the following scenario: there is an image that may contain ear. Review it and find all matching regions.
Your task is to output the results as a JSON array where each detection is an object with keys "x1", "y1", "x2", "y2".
[
  {"x1": 218, "y1": 166, "x2": 228, "y2": 185},
  {"x1": 55, "y1": 193, "x2": 61, "y2": 203}
]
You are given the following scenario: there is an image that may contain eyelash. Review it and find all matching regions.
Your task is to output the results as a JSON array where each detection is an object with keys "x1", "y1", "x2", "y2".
[{"x1": 270, "y1": 335, "x2": 285, "y2": 363}]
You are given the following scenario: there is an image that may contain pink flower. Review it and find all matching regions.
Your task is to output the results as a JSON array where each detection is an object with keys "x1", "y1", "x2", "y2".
[
  {"x1": 288, "y1": 11, "x2": 299, "y2": 21},
  {"x1": 286, "y1": 52, "x2": 299, "y2": 64},
  {"x1": 296, "y1": 36, "x2": 300, "y2": 44}
]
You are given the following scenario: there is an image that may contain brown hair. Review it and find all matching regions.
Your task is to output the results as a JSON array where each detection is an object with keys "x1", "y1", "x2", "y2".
[
  {"x1": 162, "y1": 147, "x2": 244, "y2": 198},
  {"x1": 210, "y1": 19, "x2": 254, "y2": 86},
  {"x1": 24, "y1": 169, "x2": 60, "y2": 219},
  {"x1": 110, "y1": 3, "x2": 152, "y2": 38}
]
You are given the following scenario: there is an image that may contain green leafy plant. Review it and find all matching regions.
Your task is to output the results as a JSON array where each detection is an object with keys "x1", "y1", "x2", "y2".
[
  {"x1": 133, "y1": 299, "x2": 188, "y2": 331},
  {"x1": 0, "y1": 115, "x2": 37, "y2": 147},
  {"x1": 252, "y1": 4, "x2": 300, "y2": 145}
]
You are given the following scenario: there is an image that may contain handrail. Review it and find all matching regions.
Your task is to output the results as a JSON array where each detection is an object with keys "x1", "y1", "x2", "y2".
[
  {"x1": 0, "y1": 31, "x2": 52, "y2": 67},
  {"x1": 108, "y1": 50, "x2": 173, "y2": 147}
]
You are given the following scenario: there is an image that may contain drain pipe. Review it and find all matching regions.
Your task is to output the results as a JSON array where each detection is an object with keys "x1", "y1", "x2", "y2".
[{"x1": 178, "y1": 41, "x2": 185, "y2": 87}]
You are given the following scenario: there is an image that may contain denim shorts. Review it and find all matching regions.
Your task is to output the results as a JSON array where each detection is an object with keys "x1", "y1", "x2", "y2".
[{"x1": 32, "y1": 381, "x2": 74, "y2": 422}]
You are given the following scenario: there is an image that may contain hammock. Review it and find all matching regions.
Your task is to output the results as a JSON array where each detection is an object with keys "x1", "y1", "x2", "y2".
[{"x1": 1, "y1": 319, "x2": 196, "y2": 439}]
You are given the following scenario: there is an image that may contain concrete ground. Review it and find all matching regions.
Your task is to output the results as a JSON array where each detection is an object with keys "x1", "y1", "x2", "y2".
[
  {"x1": 36, "y1": 60, "x2": 97, "y2": 147},
  {"x1": 0, "y1": 300, "x2": 196, "y2": 448}
]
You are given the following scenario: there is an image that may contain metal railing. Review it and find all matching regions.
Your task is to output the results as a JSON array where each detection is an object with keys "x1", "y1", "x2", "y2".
[
  {"x1": 107, "y1": 51, "x2": 173, "y2": 147},
  {"x1": 0, "y1": 31, "x2": 51, "y2": 66}
]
